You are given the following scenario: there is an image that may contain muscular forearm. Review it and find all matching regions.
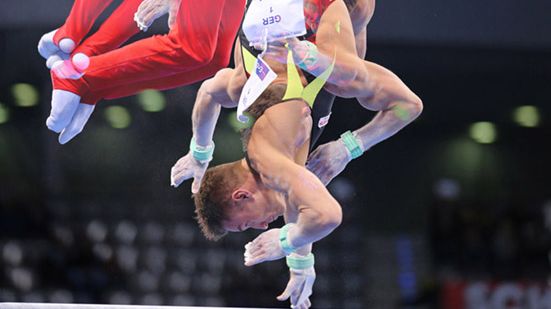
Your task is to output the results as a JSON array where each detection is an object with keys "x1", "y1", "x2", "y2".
[
  {"x1": 249, "y1": 140, "x2": 343, "y2": 250},
  {"x1": 284, "y1": 167, "x2": 343, "y2": 249},
  {"x1": 192, "y1": 91, "x2": 220, "y2": 147},
  {"x1": 305, "y1": 55, "x2": 422, "y2": 187},
  {"x1": 354, "y1": 63, "x2": 423, "y2": 150},
  {"x1": 191, "y1": 70, "x2": 234, "y2": 146},
  {"x1": 331, "y1": 59, "x2": 423, "y2": 151},
  {"x1": 353, "y1": 101, "x2": 421, "y2": 151},
  {"x1": 171, "y1": 70, "x2": 235, "y2": 189},
  {"x1": 294, "y1": 242, "x2": 313, "y2": 256},
  {"x1": 287, "y1": 204, "x2": 342, "y2": 249}
]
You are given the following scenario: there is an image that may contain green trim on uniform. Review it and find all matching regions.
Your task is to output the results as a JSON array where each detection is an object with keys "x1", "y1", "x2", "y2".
[
  {"x1": 301, "y1": 55, "x2": 335, "y2": 107},
  {"x1": 282, "y1": 50, "x2": 335, "y2": 107},
  {"x1": 242, "y1": 46, "x2": 257, "y2": 75},
  {"x1": 241, "y1": 45, "x2": 335, "y2": 108},
  {"x1": 281, "y1": 51, "x2": 305, "y2": 103}
]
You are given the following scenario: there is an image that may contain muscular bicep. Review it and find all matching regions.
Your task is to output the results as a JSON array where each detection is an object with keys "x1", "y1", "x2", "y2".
[
  {"x1": 355, "y1": 61, "x2": 421, "y2": 111},
  {"x1": 201, "y1": 68, "x2": 238, "y2": 108},
  {"x1": 324, "y1": 60, "x2": 419, "y2": 110},
  {"x1": 192, "y1": 68, "x2": 241, "y2": 145},
  {"x1": 271, "y1": 157, "x2": 342, "y2": 247},
  {"x1": 224, "y1": 39, "x2": 249, "y2": 105}
]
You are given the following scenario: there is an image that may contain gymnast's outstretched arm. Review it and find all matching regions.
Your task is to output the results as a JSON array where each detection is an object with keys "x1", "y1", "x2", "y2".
[
  {"x1": 170, "y1": 68, "x2": 238, "y2": 191},
  {"x1": 298, "y1": 2, "x2": 423, "y2": 184},
  {"x1": 278, "y1": 0, "x2": 423, "y2": 185},
  {"x1": 170, "y1": 38, "x2": 248, "y2": 191},
  {"x1": 298, "y1": 0, "x2": 423, "y2": 145},
  {"x1": 240, "y1": 100, "x2": 344, "y2": 262},
  {"x1": 306, "y1": 60, "x2": 423, "y2": 184}
]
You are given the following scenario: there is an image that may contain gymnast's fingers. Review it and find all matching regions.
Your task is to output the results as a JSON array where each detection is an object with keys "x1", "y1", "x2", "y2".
[
  {"x1": 296, "y1": 275, "x2": 314, "y2": 306},
  {"x1": 289, "y1": 280, "x2": 304, "y2": 308},
  {"x1": 277, "y1": 277, "x2": 297, "y2": 301},
  {"x1": 191, "y1": 172, "x2": 205, "y2": 193},
  {"x1": 244, "y1": 240, "x2": 264, "y2": 257},
  {"x1": 171, "y1": 166, "x2": 193, "y2": 187},
  {"x1": 244, "y1": 251, "x2": 268, "y2": 266}
]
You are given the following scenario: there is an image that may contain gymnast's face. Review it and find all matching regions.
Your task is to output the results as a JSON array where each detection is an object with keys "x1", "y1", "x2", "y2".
[{"x1": 222, "y1": 187, "x2": 281, "y2": 233}]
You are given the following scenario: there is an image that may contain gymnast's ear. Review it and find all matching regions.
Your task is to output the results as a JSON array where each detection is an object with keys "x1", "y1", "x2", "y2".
[{"x1": 231, "y1": 189, "x2": 252, "y2": 203}]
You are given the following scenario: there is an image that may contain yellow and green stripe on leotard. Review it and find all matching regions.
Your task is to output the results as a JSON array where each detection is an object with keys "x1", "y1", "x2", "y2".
[
  {"x1": 281, "y1": 49, "x2": 335, "y2": 107},
  {"x1": 241, "y1": 46, "x2": 335, "y2": 108},
  {"x1": 242, "y1": 47, "x2": 257, "y2": 76}
]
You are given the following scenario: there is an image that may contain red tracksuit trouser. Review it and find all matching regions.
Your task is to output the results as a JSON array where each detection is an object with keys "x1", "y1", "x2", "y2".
[{"x1": 52, "y1": 0, "x2": 245, "y2": 104}]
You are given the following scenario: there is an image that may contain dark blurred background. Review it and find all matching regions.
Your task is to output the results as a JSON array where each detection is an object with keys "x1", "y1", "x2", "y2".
[{"x1": 0, "y1": 0, "x2": 550, "y2": 308}]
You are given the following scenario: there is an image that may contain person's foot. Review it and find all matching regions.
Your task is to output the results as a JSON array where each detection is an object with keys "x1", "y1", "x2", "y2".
[
  {"x1": 51, "y1": 53, "x2": 90, "y2": 79},
  {"x1": 48, "y1": 68, "x2": 99, "y2": 144},
  {"x1": 58, "y1": 102, "x2": 95, "y2": 145},
  {"x1": 46, "y1": 89, "x2": 81, "y2": 133},
  {"x1": 46, "y1": 89, "x2": 95, "y2": 144},
  {"x1": 37, "y1": 29, "x2": 76, "y2": 68}
]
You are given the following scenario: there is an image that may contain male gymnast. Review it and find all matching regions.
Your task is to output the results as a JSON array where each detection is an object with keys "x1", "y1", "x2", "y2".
[
  {"x1": 37, "y1": 0, "x2": 246, "y2": 144},
  {"x1": 169, "y1": 0, "x2": 422, "y2": 307}
]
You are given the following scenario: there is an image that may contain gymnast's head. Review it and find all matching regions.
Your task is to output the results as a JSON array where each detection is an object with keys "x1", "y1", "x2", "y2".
[{"x1": 193, "y1": 160, "x2": 283, "y2": 240}]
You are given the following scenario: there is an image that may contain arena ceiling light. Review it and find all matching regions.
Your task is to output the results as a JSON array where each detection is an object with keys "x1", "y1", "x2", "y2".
[
  {"x1": 469, "y1": 121, "x2": 497, "y2": 144},
  {"x1": 11, "y1": 83, "x2": 39, "y2": 107},
  {"x1": 512, "y1": 105, "x2": 540, "y2": 128},
  {"x1": 137, "y1": 90, "x2": 166, "y2": 112},
  {"x1": 0, "y1": 103, "x2": 9, "y2": 124},
  {"x1": 104, "y1": 106, "x2": 131, "y2": 129}
]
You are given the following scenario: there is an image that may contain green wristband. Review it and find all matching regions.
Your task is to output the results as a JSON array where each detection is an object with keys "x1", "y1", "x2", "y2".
[
  {"x1": 279, "y1": 224, "x2": 297, "y2": 256},
  {"x1": 293, "y1": 41, "x2": 319, "y2": 72},
  {"x1": 286, "y1": 253, "x2": 315, "y2": 270},
  {"x1": 190, "y1": 137, "x2": 214, "y2": 163},
  {"x1": 340, "y1": 130, "x2": 363, "y2": 159}
]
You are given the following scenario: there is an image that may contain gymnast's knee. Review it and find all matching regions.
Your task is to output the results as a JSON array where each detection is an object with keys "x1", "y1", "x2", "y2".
[
  {"x1": 166, "y1": 35, "x2": 218, "y2": 67},
  {"x1": 198, "y1": 50, "x2": 233, "y2": 77},
  {"x1": 209, "y1": 53, "x2": 232, "y2": 75}
]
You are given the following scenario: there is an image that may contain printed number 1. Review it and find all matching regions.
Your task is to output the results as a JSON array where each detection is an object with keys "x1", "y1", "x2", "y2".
[{"x1": 270, "y1": 6, "x2": 273, "y2": 13}]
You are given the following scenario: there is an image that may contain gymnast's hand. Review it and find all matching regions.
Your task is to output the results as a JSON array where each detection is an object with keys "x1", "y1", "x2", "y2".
[
  {"x1": 170, "y1": 152, "x2": 209, "y2": 193},
  {"x1": 278, "y1": 266, "x2": 315, "y2": 309},
  {"x1": 243, "y1": 228, "x2": 286, "y2": 266},
  {"x1": 134, "y1": 0, "x2": 181, "y2": 32},
  {"x1": 306, "y1": 140, "x2": 352, "y2": 186}
]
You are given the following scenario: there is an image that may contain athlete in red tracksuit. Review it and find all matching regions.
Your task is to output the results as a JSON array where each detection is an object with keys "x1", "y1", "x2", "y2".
[{"x1": 40, "y1": 0, "x2": 246, "y2": 144}]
